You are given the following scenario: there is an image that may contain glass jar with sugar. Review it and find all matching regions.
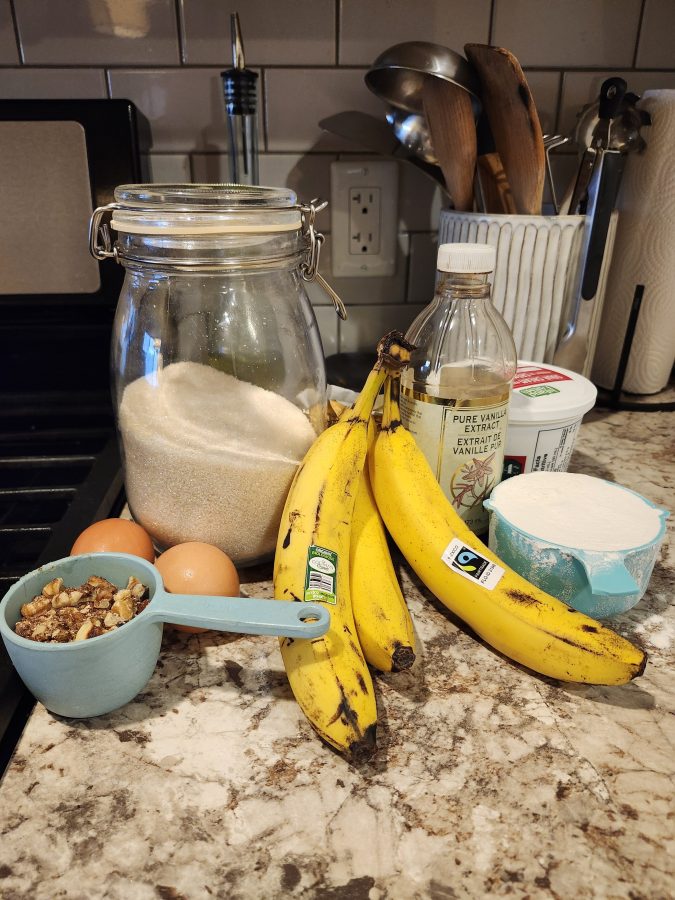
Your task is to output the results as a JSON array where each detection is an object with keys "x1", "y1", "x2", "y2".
[{"x1": 90, "y1": 184, "x2": 337, "y2": 565}]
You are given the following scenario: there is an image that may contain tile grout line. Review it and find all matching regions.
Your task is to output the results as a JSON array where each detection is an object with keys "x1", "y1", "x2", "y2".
[
  {"x1": 632, "y1": 0, "x2": 648, "y2": 69},
  {"x1": 8, "y1": 0, "x2": 23, "y2": 65},
  {"x1": 335, "y1": 0, "x2": 340, "y2": 66},
  {"x1": 488, "y1": 0, "x2": 496, "y2": 44},
  {"x1": 0, "y1": 62, "x2": 673, "y2": 73}
]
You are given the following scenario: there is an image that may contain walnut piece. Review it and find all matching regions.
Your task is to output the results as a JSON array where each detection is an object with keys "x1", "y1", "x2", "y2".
[
  {"x1": 111, "y1": 589, "x2": 134, "y2": 622},
  {"x1": 20, "y1": 596, "x2": 52, "y2": 618},
  {"x1": 15, "y1": 574, "x2": 149, "y2": 644},
  {"x1": 42, "y1": 577, "x2": 63, "y2": 598},
  {"x1": 74, "y1": 620, "x2": 93, "y2": 641}
]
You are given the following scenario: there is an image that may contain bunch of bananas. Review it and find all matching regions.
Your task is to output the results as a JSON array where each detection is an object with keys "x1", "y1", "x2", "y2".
[{"x1": 274, "y1": 331, "x2": 646, "y2": 760}]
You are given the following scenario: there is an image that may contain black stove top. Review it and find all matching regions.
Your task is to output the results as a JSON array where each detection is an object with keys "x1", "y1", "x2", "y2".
[
  {"x1": 0, "y1": 389, "x2": 124, "y2": 774},
  {"x1": 0, "y1": 98, "x2": 146, "y2": 776}
]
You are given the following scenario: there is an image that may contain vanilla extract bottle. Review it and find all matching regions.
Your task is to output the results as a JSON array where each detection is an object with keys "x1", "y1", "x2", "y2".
[{"x1": 400, "y1": 243, "x2": 517, "y2": 535}]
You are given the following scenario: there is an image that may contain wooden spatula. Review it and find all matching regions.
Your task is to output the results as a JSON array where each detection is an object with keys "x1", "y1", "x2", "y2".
[
  {"x1": 422, "y1": 77, "x2": 477, "y2": 212},
  {"x1": 464, "y1": 44, "x2": 545, "y2": 215},
  {"x1": 476, "y1": 110, "x2": 516, "y2": 213}
]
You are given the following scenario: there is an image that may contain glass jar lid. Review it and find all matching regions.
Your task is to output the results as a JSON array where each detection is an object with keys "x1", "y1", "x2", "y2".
[{"x1": 110, "y1": 183, "x2": 303, "y2": 235}]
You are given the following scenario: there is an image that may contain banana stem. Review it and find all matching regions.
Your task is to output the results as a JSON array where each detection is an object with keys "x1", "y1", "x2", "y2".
[
  {"x1": 382, "y1": 374, "x2": 402, "y2": 429},
  {"x1": 349, "y1": 367, "x2": 387, "y2": 421},
  {"x1": 376, "y1": 330, "x2": 416, "y2": 372}
]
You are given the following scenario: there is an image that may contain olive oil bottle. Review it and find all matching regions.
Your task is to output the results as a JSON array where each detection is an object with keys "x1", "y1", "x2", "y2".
[{"x1": 400, "y1": 243, "x2": 517, "y2": 534}]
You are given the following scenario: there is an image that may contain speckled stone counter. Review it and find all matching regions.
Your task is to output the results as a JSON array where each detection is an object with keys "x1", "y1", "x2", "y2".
[{"x1": 0, "y1": 408, "x2": 673, "y2": 900}]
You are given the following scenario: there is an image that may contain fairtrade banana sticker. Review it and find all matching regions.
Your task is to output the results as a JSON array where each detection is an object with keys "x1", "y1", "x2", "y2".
[
  {"x1": 441, "y1": 538, "x2": 505, "y2": 590},
  {"x1": 304, "y1": 545, "x2": 338, "y2": 604}
]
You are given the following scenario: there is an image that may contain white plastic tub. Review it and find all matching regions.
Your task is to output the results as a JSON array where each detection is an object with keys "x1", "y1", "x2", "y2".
[{"x1": 503, "y1": 362, "x2": 597, "y2": 477}]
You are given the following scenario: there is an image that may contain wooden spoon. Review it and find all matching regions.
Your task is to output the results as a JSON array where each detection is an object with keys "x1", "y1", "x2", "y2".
[
  {"x1": 422, "y1": 77, "x2": 477, "y2": 212},
  {"x1": 476, "y1": 110, "x2": 516, "y2": 213},
  {"x1": 464, "y1": 44, "x2": 545, "y2": 215}
]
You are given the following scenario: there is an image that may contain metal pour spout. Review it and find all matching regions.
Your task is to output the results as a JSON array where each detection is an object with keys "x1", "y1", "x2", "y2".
[{"x1": 231, "y1": 12, "x2": 245, "y2": 71}]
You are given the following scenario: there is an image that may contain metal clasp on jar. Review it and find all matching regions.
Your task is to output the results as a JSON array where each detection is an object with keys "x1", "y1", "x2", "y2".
[
  {"x1": 89, "y1": 196, "x2": 347, "y2": 320},
  {"x1": 89, "y1": 202, "x2": 121, "y2": 261},
  {"x1": 300, "y1": 199, "x2": 347, "y2": 321}
]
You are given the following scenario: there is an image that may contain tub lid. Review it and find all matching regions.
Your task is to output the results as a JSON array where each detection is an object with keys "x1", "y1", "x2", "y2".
[{"x1": 509, "y1": 361, "x2": 597, "y2": 424}]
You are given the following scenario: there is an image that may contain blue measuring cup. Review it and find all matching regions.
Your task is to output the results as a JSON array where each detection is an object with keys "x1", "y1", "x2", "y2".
[{"x1": 0, "y1": 552, "x2": 329, "y2": 718}]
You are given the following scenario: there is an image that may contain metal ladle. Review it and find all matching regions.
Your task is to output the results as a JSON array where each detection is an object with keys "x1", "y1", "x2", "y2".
[{"x1": 386, "y1": 108, "x2": 438, "y2": 164}]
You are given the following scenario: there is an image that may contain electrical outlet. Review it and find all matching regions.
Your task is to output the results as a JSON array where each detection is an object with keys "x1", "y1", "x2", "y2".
[
  {"x1": 330, "y1": 160, "x2": 398, "y2": 277},
  {"x1": 349, "y1": 187, "x2": 381, "y2": 256}
]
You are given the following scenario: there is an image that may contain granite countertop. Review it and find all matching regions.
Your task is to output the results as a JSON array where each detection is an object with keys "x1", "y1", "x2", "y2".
[{"x1": 0, "y1": 407, "x2": 673, "y2": 899}]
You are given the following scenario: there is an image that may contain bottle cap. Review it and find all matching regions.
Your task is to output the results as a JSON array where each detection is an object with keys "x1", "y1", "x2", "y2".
[{"x1": 437, "y1": 242, "x2": 496, "y2": 273}]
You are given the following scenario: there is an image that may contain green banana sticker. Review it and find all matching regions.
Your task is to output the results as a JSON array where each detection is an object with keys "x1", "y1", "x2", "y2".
[{"x1": 304, "y1": 545, "x2": 338, "y2": 604}]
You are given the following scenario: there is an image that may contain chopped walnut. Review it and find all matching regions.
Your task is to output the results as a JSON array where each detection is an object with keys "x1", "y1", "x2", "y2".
[
  {"x1": 42, "y1": 577, "x2": 63, "y2": 598},
  {"x1": 20, "y1": 596, "x2": 52, "y2": 618},
  {"x1": 111, "y1": 589, "x2": 134, "y2": 622},
  {"x1": 15, "y1": 574, "x2": 149, "y2": 644}
]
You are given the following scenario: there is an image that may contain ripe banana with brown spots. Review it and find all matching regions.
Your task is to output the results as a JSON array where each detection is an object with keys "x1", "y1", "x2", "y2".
[
  {"x1": 369, "y1": 374, "x2": 647, "y2": 686},
  {"x1": 273, "y1": 333, "x2": 412, "y2": 759},
  {"x1": 350, "y1": 423, "x2": 416, "y2": 672}
]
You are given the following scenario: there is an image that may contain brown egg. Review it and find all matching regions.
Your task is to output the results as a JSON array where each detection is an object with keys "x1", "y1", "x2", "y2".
[
  {"x1": 155, "y1": 542, "x2": 240, "y2": 634},
  {"x1": 71, "y1": 518, "x2": 155, "y2": 562}
]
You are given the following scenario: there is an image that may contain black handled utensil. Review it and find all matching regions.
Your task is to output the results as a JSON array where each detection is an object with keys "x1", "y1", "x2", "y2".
[{"x1": 553, "y1": 78, "x2": 629, "y2": 372}]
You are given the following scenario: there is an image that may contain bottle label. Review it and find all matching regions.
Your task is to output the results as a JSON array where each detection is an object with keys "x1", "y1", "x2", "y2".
[
  {"x1": 400, "y1": 389, "x2": 509, "y2": 533},
  {"x1": 304, "y1": 545, "x2": 338, "y2": 604}
]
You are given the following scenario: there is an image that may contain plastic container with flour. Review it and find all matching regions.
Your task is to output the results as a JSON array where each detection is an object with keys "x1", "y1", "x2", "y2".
[
  {"x1": 484, "y1": 472, "x2": 669, "y2": 618},
  {"x1": 503, "y1": 362, "x2": 597, "y2": 477}
]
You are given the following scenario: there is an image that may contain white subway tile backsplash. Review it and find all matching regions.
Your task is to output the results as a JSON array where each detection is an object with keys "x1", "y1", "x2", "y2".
[
  {"x1": 407, "y1": 233, "x2": 438, "y2": 306},
  {"x1": 265, "y1": 68, "x2": 384, "y2": 152},
  {"x1": 398, "y1": 163, "x2": 445, "y2": 233},
  {"x1": 190, "y1": 153, "x2": 229, "y2": 182},
  {"x1": 1, "y1": 0, "x2": 673, "y2": 339},
  {"x1": 181, "y1": 0, "x2": 335, "y2": 65},
  {"x1": 636, "y1": 0, "x2": 675, "y2": 69},
  {"x1": 0, "y1": 68, "x2": 107, "y2": 99},
  {"x1": 313, "y1": 305, "x2": 339, "y2": 357},
  {"x1": 109, "y1": 68, "x2": 262, "y2": 152},
  {"x1": 305, "y1": 233, "x2": 410, "y2": 307},
  {"x1": 0, "y1": 2, "x2": 19, "y2": 63},
  {"x1": 259, "y1": 153, "x2": 335, "y2": 231},
  {"x1": 339, "y1": 303, "x2": 425, "y2": 353},
  {"x1": 492, "y1": 0, "x2": 642, "y2": 68},
  {"x1": 339, "y1": 0, "x2": 491, "y2": 66},
  {"x1": 559, "y1": 70, "x2": 675, "y2": 135},
  {"x1": 147, "y1": 153, "x2": 192, "y2": 182},
  {"x1": 521, "y1": 71, "x2": 562, "y2": 135},
  {"x1": 190, "y1": 152, "x2": 335, "y2": 230},
  {"x1": 14, "y1": 0, "x2": 180, "y2": 65}
]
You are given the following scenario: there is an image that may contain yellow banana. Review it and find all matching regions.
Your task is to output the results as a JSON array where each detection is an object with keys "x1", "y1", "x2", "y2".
[
  {"x1": 350, "y1": 422, "x2": 416, "y2": 672},
  {"x1": 274, "y1": 335, "x2": 410, "y2": 759},
  {"x1": 369, "y1": 374, "x2": 646, "y2": 686}
]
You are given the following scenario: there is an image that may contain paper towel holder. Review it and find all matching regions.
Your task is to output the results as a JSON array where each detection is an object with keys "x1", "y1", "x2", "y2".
[{"x1": 596, "y1": 283, "x2": 675, "y2": 412}]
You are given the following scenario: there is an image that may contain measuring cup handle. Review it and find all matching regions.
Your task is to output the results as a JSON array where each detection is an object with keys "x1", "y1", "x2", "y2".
[
  {"x1": 145, "y1": 591, "x2": 330, "y2": 639},
  {"x1": 571, "y1": 552, "x2": 639, "y2": 598}
]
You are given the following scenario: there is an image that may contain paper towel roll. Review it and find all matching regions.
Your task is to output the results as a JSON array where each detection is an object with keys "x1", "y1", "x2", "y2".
[{"x1": 592, "y1": 90, "x2": 675, "y2": 394}]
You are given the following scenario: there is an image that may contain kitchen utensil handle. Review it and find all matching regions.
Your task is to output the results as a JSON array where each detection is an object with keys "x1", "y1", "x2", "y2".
[
  {"x1": 581, "y1": 151, "x2": 626, "y2": 299},
  {"x1": 147, "y1": 592, "x2": 330, "y2": 639},
  {"x1": 598, "y1": 77, "x2": 627, "y2": 121},
  {"x1": 566, "y1": 147, "x2": 596, "y2": 216},
  {"x1": 566, "y1": 547, "x2": 639, "y2": 598},
  {"x1": 582, "y1": 561, "x2": 639, "y2": 598}
]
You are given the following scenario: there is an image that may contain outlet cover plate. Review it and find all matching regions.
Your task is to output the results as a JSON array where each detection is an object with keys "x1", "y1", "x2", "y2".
[{"x1": 330, "y1": 160, "x2": 398, "y2": 277}]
